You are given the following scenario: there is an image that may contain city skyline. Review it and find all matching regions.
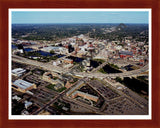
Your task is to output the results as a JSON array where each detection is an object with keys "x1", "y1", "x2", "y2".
[{"x1": 12, "y1": 10, "x2": 149, "y2": 24}]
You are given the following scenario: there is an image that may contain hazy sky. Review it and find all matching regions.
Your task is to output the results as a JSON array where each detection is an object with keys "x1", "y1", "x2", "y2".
[{"x1": 12, "y1": 11, "x2": 149, "y2": 24}]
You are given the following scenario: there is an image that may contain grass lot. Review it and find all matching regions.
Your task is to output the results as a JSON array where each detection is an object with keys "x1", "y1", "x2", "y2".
[
  {"x1": 46, "y1": 84, "x2": 66, "y2": 92},
  {"x1": 46, "y1": 84, "x2": 56, "y2": 90},
  {"x1": 98, "y1": 68, "x2": 107, "y2": 74},
  {"x1": 108, "y1": 63, "x2": 119, "y2": 69},
  {"x1": 93, "y1": 59, "x2": 105, "y2": 63},
  {"x1": 57, "y1": 87, "x2": 66, "y2": 92},
  {"x1": 131, "y1": 65, "x2": 140, "y2": 70}
]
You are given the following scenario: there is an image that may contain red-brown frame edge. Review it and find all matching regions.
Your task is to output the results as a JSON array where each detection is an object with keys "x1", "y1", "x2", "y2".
[{"x1": 0, "y1": 0, "x2": 160, "y2": 128}]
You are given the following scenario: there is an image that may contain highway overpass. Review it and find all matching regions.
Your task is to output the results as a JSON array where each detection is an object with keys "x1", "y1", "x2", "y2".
[{"x1": 12, "y1": 55, "x2": 149, "y2": 79}]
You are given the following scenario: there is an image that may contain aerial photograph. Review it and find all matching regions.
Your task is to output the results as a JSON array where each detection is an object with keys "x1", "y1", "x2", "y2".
[{"x1": 10, "y1": 9, "x2": 150, "y2": 118}]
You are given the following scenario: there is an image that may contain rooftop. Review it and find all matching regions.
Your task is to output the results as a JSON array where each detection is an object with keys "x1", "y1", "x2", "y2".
[
  {"x1": 72, "y1": 91, "x2": 99, "y2": 99},
  {"x1": 119, "y1": 51, "x2": 133, "y2": 56},
  {"x1": 12, "y1": 68, "x2": 26, "y2": 75},
  {"x1": 13, "y1": 79, "x2": 34, "y2": 90}
]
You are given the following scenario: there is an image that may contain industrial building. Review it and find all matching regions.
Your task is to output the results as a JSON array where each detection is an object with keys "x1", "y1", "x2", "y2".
[
  {"x1": 43, "y1": 72, "x2": 58, "y2": 83},
  {"x1": 12, "y1": 95, "x2": 21, "y2": 101},
  {"x1": 41, "y1": 46, "x2": 64, "y2": 53},
  {"x1": 43, "y1": 72, "x2": 64, "y2": 86},
  {"x1": 12, "y1": 79, "x2": 37, "y2": 93},
  {"x1": 65, "y1": 81, "x2": 73, "y2": 89},
  {"x1": 54, "y1": 83, "x2": 64, "y2": 90},
  {"x1": 12, "y1": 68, "x2": 26, "y2": 77},
  {"x1": 66, "y1": 81, "x2": 84, "y2": 96},
  {"x1": 71, "y1": 91, "x2": 99, "y2": 102},
  {"x1": 63, "y1": 58, "x2": 73, "y2": 64},
  {"x1": 24, "y1": 101, "x2": 33, "y2": 109},
  {"x1": 119, "y1": 51, "x2": 133, "y2": 58}
]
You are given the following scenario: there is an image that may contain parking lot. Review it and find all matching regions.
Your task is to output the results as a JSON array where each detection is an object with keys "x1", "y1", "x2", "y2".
[{"x1": 88, "y1": 80, "x2": 120, "y2": 100}]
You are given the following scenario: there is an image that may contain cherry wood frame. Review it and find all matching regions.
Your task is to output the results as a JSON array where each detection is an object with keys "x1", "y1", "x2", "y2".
[{"x1": 0, "y1": 0, "x2": 160, "y2": 128}]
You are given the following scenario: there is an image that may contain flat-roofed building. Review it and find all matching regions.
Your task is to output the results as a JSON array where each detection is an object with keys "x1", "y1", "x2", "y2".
[
  {"x1": 119, "y1": 51, "x2": 133, "y2": 59},
  {"x1": 54, "y1": 83, "x2": 63, "y2": 90},
  {"x1": 12, "y1": 95, "x2": 21, "y2": 101},
  {"x1": 63, "y1": 58, "x2": 73, "y2": 64},
  {"x1": 66, "y1": 81, "x2": 84, "y2": 96},
  {"x1": 71, "y1": 91, "x2": 99, "y2": 102},
  {"x1": 24, "y1": 101, "x2": 33, "y2": 109},
  {"x1": 12, "y1": 68, "x2": 26, "y2": 77},
  {"x1": 43, "y1": 72, "x2": 64, "y2": 86},
  {"x1": 41, "y1": 46, "x2": 64, "y2": 53},
  {"x1": 12, "y1": 79, "x2": 36, "y2": 93},
  {"x1": 65, "y1": 81, "x2": 73, "y2": 89}
]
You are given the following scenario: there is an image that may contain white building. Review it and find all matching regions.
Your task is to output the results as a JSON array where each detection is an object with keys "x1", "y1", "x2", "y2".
[
  {"x1": 24, "y1": 101, "x2": 32, "y2": 109},
  {"x1": 41, "y1": 46, "x2": 65, "y2": 54},
  {"x1": 12, "y1": 95, "x2": 21, "y2": 101},
  {"x1": 21, "y1": 110, "x2": 29, "y2": 115},
  {"x1": 12, "y1": 68, "x2": 26, "y2": 77},
  {"x1": 53, "y1": 60, "x2": 61, "y2": 66},
  {"x1": 12, "y1": 79, "x2": 36, "y2": 93}
]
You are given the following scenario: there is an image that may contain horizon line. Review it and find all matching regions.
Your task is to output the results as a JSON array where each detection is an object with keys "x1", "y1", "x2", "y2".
[{"x1": 12, "y1": 23, "x2": 149, "y2": 24}]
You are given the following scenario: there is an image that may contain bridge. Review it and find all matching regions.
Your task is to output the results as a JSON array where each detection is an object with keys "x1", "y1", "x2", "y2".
[
  {"x1": 73, "y1": 64, "x2": 148, "y2": 78},
  {"x1": 91, "y1": 61, "x2": 108, "y2": 73}
]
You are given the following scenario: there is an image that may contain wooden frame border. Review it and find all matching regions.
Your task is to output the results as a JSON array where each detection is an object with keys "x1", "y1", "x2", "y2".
[{"x1": 0, "y1": 0, "x2": 160, "y2": 128}]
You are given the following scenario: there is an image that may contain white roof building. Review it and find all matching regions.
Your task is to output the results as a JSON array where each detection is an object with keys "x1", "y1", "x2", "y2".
[
  {"x1": 12, "y1": 79, "x2": 36, "y2": 93},
  {"x1": 21, "y1": 110, "x2": 29, "y2": 115},
  {"x1": 62, "y1": 106, "x2": 69, "y2": 111},
  {"x1": 41, "y1": 46, "x2": 64, "y2": 53},
  {"x1": 12, "y1": 95, "x2": 21, "y2": 101},
  {"x1": 24, "y1": 101, "x2": 32, "y2": 109},
  {"x1": 12, "y1": 68, "x2": 26, "y2": 77}
]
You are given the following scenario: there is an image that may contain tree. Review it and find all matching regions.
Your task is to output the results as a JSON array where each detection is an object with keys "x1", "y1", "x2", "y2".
[{"x1": 50, "y1": 50, "x2": 55, "y2": 54}]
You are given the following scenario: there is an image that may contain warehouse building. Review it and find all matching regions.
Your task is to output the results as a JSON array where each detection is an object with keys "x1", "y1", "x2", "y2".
[
  {"x1": 12, "y1": 68, "x2": 26, "y2": 77},
  {"x1": 43, "y1": 72, "x2": 64, "y2": 86},
  {"x1": 119, "y1": 51, "x2": 133, "y2": 58},
  {"x1": 66, "y1": 81, "x2": 84, "y2": 96},
  {"x1": 71, "y1": 91, "x2": 99, "y2": 102},
  {"x1": 12, "y1": 79, "x2": 36, "y2": 93},
  {"x1": 63, "y1": 58, "x2": 73, "y2": 64}
]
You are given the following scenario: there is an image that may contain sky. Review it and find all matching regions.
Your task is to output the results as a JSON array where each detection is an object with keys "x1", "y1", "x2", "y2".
[{"x1": 11, "y1": 10, "x2": 149, "y2": 24}]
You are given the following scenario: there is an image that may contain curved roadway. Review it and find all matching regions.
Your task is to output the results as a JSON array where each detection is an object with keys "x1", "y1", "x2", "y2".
[{"x1": 12, "y1": 55, "x2": 149, "y2": 79}]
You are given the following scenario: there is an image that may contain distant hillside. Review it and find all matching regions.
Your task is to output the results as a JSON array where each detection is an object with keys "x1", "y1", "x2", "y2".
[
  {"x1": 116, "y1": 23, "x2": 127, "y2": 31},
  {"x1": 12, "y1": 23, "x2": 148, "y2": 42}
]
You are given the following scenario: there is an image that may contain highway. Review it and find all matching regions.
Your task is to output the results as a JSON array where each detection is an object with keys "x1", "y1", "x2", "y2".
[
  {"x1": 12, "y1": 55, "x2": 149, "y2": 115},
  {"x1": 12, "y1": 55, "x2": 66, "y2": 73},
  {"x1": 12, "y1": 55, "x2": 149, "y2": 79},
  {"x1": 74, "y1": 64, "x2": 148, "y2": 78},
  {"x1": 91, "y1": 60, "x2": 109, "y2": 73}
]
